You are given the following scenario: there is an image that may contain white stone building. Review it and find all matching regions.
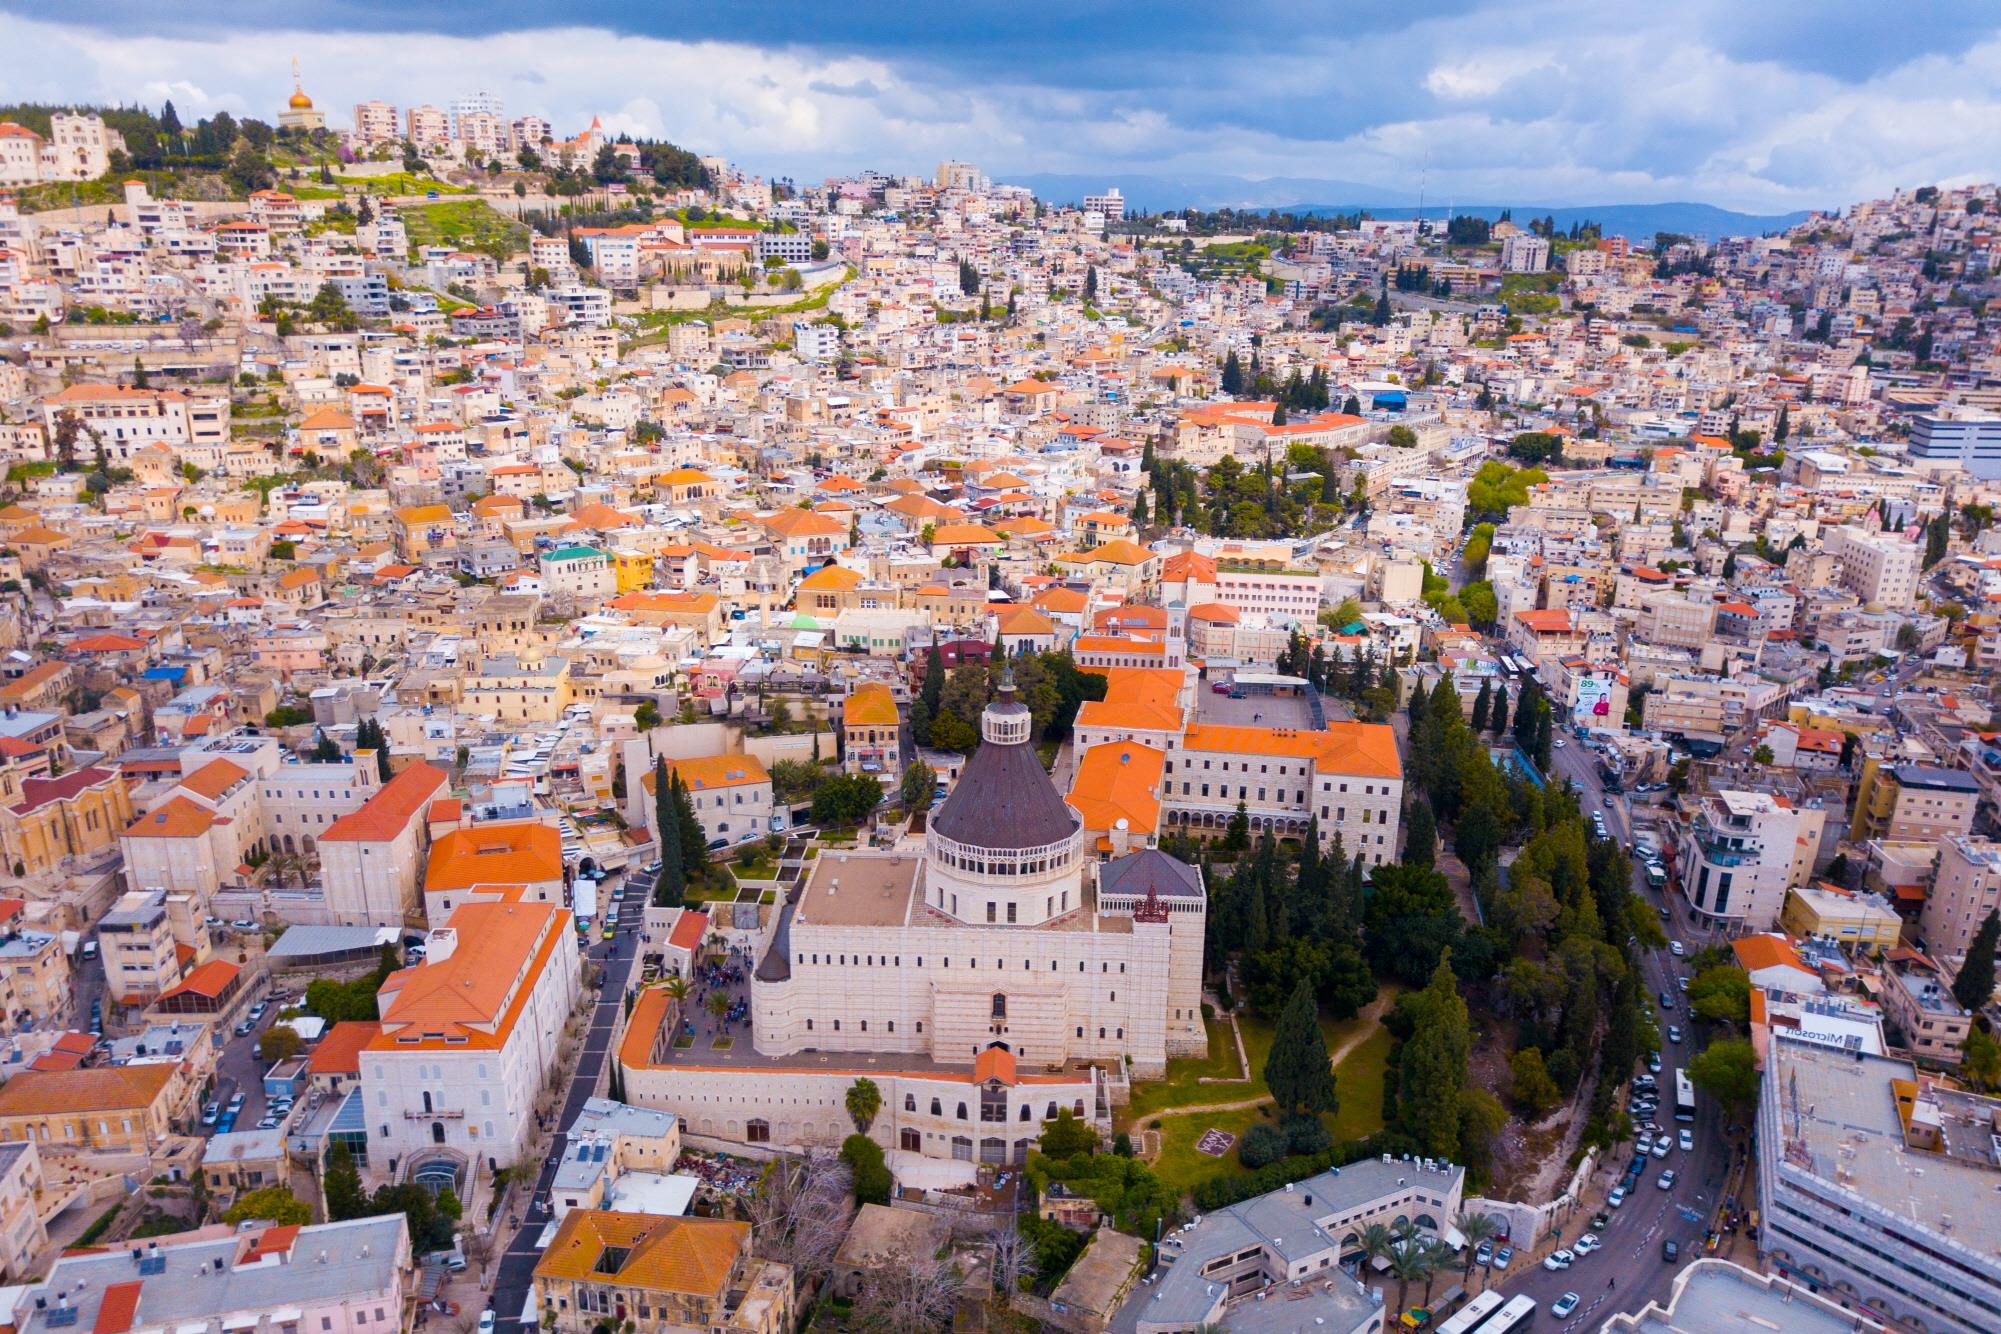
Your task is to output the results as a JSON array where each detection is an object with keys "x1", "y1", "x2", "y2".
[{"x1": 358, "y1": 899, "x2": 581, "y2": 1183}]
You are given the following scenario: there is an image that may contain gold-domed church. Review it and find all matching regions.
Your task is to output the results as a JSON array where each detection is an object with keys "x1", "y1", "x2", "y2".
[{"x1": 277, "y1": 58, "x2": 325, "y2": 131}]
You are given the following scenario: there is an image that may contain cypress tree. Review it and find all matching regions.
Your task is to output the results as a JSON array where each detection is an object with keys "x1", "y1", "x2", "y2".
[
  {"x1": 1406, "y1": 678, "x2": 1429, "y2": 726},
  {"x1": 1404, "y1": 802, "x2": 1436, "y2": 869},
  {"x1": 1470, "y1": 679, "x2": 1492, "y2": 732},
  {"x1": 653, "y1": 756, "x2": 683, "y2": 904},
  {"x1": 1264, "y1": 980, "x2": 1338, "y2": 1118},
  {"x1": 1954, "y1": 910, "x2": 2001, "y2": 1013},
  {"x1": 1489, "y1": 681, "x2": 1510, "y2": 736}
]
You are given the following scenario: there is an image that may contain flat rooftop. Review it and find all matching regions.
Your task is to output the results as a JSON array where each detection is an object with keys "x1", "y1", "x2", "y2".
[
  {"x1": 1610, "y1": 1259, "x2": 1883, "y2": 1334},
  {"x1": 1770, "y1": 1035, "x2": 2001, "y2": 1239},
  {"x1": 1195, "y1": 687, "x2": 1318, "y2": 731},
  {"x1": 795, "y1": 851, "x2": 920, "y2": 928}
]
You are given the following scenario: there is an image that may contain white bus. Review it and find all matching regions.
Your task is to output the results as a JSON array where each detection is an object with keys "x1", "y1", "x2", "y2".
[
  {"x1": 1433, "y1": 1290, "x2": 1506, "y2": 1334},
  {"x1": 1675, "y1": 1069, "x2": 1697, "y2": 1122},
  {"x1": 1482, "y1": 1294, "x2": 1538, "y2": 1334}
]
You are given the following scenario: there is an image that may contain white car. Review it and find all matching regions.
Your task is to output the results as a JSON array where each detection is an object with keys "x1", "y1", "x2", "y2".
[
  {"x1": 1608, "y1": 1185, "x2": 1628, "y2": 1207},
  {"x1": 1657, "y1": 1169, "x2": 1678, "y2": 1190},
  {"x1": 1652, "y1": 1138, "x2": 1671, "y2": 1158},
  {"x1": 477, "y1": 1313, "x2": 495, "y2": 1334},
  {"x1": 1542, "y1": 1247, "x2": 1575, "y2": 1271},
  {"x1": 1552, "y1": 1292, "x2": 1581, "y2": 1319},
  {"x1": 1573, "y1": 1232, "x2": 1600, "y2": 1254},
  {"x1": 1679, "y1": 1128, "x2": 1694, "y2": 1152},
  {"x1": 1669, "y1": 940, "x2": 1685, "y2": 957}
]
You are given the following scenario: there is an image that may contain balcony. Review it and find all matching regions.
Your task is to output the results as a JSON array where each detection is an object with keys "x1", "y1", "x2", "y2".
[{"x1": 403, "y1": 1108, "x2": 464, "y2": 1119}]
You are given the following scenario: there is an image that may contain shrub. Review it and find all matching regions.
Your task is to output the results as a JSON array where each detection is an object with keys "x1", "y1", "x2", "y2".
[
  {"x1": 1238, "y1": 1122, "x2": 1287, "y2": 1169},
  {"x1": 1283, "y1": 1115, "x2": 1331, "y2": 1157}
]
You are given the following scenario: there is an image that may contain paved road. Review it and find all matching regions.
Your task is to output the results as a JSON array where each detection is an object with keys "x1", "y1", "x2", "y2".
[
  {"x1": 1468, "y1": 739, "x2": 1734, "y2": 1326},
  {"x1": 488, "y1": 872, "x2": 649, "y2": 1330}
]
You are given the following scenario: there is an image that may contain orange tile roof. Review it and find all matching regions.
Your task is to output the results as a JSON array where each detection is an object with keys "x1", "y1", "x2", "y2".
[
  {"x1": 930, "y1": 522, "x2": 1003, "y2": 545},
  {"x1": 322, "y1": 762, "x2": 448, "y2": 843},
  {"x1": 1084, "y1": 539, "x2": 1154, "y2": 566},
  {"x1": 124, "y1": 795, "x2": 217, "y2": 839},
  {"x1": 996, "y1": 606, "x2": 1056, "y2": 636},
  {"x1": 667, "y1": 754, "x2": 771, "y2": 792},
  {"x1": 760, "y1": 508, "x2": 846, "y2": 538},
  {"x1": 177, "y1": 758, "x2": 249, "y2": 802},
  {"x1": 1033, "y1": 587, "x2": 1089, "y2": 614},
  {"x1": 1180, "y1": 720, "x2": 1402, "y2": 779},
  {"x1": 667, "y1": 910, "x2": 709, "y2": 952},
  {"x1": 842, "y1": 682, "x2": 900, "y2": 728},
  {"x1": 156, "y1": 958, "x2": 240, "y2": 1002},
  {"x1": 798, "y1": 564, "x2": 863, "y2": 593},
  {"x1": 423, "y1": 821, "x2": 562, "y2": 890},
  {"x1": 0, "y1": 1063, "x2": 176, "y2": 1117},
  {"x1": 534, "y1": 1210, "x2": 747, "y2": 1297},
  {"x1": 1161, "y1": 551, "x2": 1218, "y2": 582},
  {"x1": 307, "y1": 1021, "x2": 383, "y2": 1076},
  {"x1": 1065, "y1": 741, "x2": 1165, "y2": 837},
  {"x1": 1733, "y1": 935, "x2": 1807, "y2": 975},
  {"x1": 371, "y1": 901, "x2": 568, "y2": 1051}
]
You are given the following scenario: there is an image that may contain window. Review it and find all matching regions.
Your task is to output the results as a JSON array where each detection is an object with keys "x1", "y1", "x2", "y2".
[
  {"x1": 746, "y1": 1119, "x2": 770, "y2": 1143},
  {"x1": 991, "y1": 993, "x2": 1007, "y2": 1020}
]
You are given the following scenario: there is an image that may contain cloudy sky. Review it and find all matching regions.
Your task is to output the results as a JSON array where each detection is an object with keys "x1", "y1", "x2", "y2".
[{"x1": 5, "y1": 0, "x2": 1999, "y2": 211}]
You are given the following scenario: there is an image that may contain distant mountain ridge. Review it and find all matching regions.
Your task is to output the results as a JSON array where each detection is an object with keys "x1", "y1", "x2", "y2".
[{"x1": 1009, "y1": 172, "x2": 1815, "y2": 241}]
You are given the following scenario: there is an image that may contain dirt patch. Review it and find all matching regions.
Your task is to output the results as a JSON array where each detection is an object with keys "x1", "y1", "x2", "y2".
[{"x1": 1469, "y1": 1027, "x2": 1599, "y2": 1203}]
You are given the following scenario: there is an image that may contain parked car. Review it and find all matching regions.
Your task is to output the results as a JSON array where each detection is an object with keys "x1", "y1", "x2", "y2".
[
  {"x1": 1491, "y1": 1245, "x2": 1513, "y2": 1270},
  {"x1": 1679, "y1": 1128, "x2": 1694, "y2": 1151},
  {"x1": 1591, "y1": 1211, "x2": 1610, "y2": 1231},
  {"x1": 1651, "y1": 1138, "x2": 1671, "y2": 1158},
  {"x1": 1473, "y1": 1241, "x2": 1493, "y2": 1266},
  {"x1": 1573, "y1": 1233, "x2": 1600, "y2": 1255},
  {"x1": 477, "y1": 1312, "x2": 495, "y2": 1334},
  {"x1": 200, "y1": 1102, "x2": 220, "y2": 1127},
  {"x1": 1608, "y1": 1186, "x2": 1628, "y2": 1208},
  {"x1": 1552, "y1": 1292, "x2": 1581, "y2": 1319},
  {"x1": 1542, "y1": 1248, "x2": 1574, "y2": 1271},
  {"x1": 1662, "y1": 1239, "x2": 1680, "y2": 1262}
]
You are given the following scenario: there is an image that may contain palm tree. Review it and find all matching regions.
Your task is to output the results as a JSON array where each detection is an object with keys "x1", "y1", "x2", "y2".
[
  {"x1": 1387, "y1": 1238, "x2": 1439, "y2": 1319},
  {"x1": 1419, "y1": 1239, "x2": 1457, "y2": 1304},
  {"x1": 1353, "y1": 1222, "x2": 1397, "y2": 1275},
  {"x1": 1455, "y1": 1211, "x2": 1502, "y2": 1291},
  {"x1": 706, "y1": 990, "x2": 730, "y2": 1023}
]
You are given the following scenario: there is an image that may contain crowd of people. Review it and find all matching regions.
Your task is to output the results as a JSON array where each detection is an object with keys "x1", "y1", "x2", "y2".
[{"x1": 678, "y1": 1149, "x2": 761, "y2": 1199}]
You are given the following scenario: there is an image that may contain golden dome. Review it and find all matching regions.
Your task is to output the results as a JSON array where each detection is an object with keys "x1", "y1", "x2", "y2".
[{"x1": 288, "y1": 86, "x2": 314, "y2": 110}]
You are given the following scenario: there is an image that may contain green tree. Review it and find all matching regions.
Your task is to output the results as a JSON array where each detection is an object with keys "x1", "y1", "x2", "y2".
[
  {"x1": 1686, "y1": 1036, "x2": 1760, "y2": 1114},
  {"x1": 1039, "y1": 1107, "x2": 1099, "y2": 1158},
  {"x1": 653, "y1": 756, "x2": 684, "y2": 903},
  {"x1": 1263, "y1": 980, "x2": 1338, "y2": 1118},
  {"x1": 1222, "y1": 800, "x2": 1250, "y2": 852},
  {"x1": 1507, "y1": 1047, "x2": 1561, "y2": 1116},
  {"x1": 1396, "y1": 954, "x2": 1470, "y2": 1158},
  {"x1": 812, "y1": 772, "x2": 885, "y2": 825},
  {"x1": 1470, "y1": 679, "x2": 1492, "y2": 732},
  {"x1": 1953, "y1": 909, "x2": 2000, "y2": 1013},
  {"x1": 899, "y1": 760, "x2": 936, "y2": 812},
  {"x1": 1403, "y1": 801, "x2": 1436, "y2": 869},
  {"x1": 322, "y1": 1142, "x2": 367, "y2": 1220},
  {"x1": 225, "y1": 1186, "x2": 311, "y2": 1226},
  {"x1": 845, "y1": 1078, "x2": 883, "y2": 1134},
  {"x1": 634, "y1": 700, "x2": 661, "y2": 731},
  {"x1": 1750, "y1": 743, "x2": 1774, "y2": 766},
  {"x1": 841, "y1": 1133, "x2": 892, "y2": 1206},
  {"x1": 1687, "y1": 964, "x2": 1752, "y2": 1026},
  {"x1": 258, "y1": 1023, "x2": 304, "y2": 1063}
]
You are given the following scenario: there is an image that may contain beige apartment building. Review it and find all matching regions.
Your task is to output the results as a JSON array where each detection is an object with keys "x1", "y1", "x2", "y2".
[
  {"x1": 1828, "y1": 524, "x2": 1922, "y2": 610},
  {"x1": 1850, "y1": 764, "x2": 1981, "y2": 844},
  {"x1": 1922, "y1": 838, "x2": 2001, "y2": 966}
]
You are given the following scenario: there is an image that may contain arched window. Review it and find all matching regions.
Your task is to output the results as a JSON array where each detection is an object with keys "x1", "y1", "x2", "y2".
[
  {"x1": 746, "y1": 1119, "x2": 770, "y2": 1143},
  {"x1": 991, "y1": 992, "x2": 1006, "y2": 1020},
  {"x1": 430, "y1": 1121, "x2": 445, "y2": 1144}
]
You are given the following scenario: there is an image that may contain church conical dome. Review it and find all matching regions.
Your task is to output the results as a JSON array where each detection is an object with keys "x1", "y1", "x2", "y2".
[{"x1": 929, "y1": 671, "x2": 1079, "y2": 851}]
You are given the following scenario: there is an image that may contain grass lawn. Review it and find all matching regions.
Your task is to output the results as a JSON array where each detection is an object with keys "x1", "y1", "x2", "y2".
[
  {"x1": 1123, "y1": 1019, "x2": 1247, "y2": 1121},
  {"x1": 731, "y1": 858, "x2": 780, "y2": 882},
  {"x1": 1147, "y1": 1030, "x2": 1391, "y2": 1194},
  {"x1": 1329, "y1": 1023, "x2": 1392, "y2": 1142},
  {"x1": 1151, "y1": 1105, "x2": 1272, "y2": 1192},
  {"x1": 343, "y1": 171, "x2": 472, "y2": 196},
  {"x1": 399, "y1": 199, "x2": 529, "y2": 259}
]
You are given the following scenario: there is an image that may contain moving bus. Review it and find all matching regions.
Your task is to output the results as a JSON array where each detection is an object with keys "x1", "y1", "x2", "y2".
[
  {"x1": 1482, "y1": 1294, "x2": 1538, "y2": 1334},
  {"x1": 1433, "y1": 1290, "x2": 1504, "y2": 1334},
  {"x1": 1675, "y1": 1069, "x2": 1697, "y2": 1122}
]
